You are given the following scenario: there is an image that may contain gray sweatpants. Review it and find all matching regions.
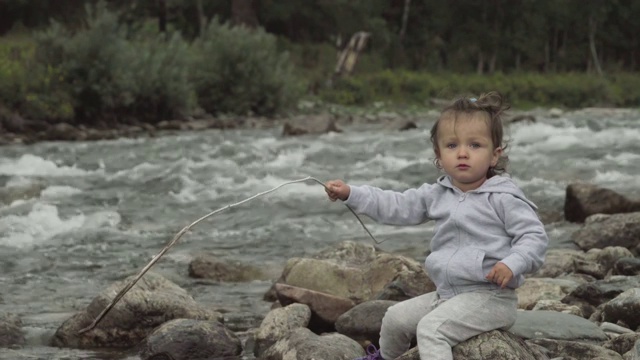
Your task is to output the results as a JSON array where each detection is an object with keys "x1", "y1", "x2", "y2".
[{"x1": 379, "y1": 289, "x2": 518, "y2": 360}]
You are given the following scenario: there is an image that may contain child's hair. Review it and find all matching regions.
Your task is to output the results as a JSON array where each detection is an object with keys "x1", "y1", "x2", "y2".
[{"x1": 429, "y1": 91, "x2": 510, "y2": 178}]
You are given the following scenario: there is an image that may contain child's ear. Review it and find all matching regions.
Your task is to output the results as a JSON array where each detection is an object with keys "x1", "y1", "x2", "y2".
[{"x1": 491, "y1": 147, "x2": 503, "y2": 166}]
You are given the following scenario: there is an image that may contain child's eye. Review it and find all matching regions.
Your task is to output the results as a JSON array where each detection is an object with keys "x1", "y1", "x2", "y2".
[
  {"x1": 446, "y1": 143, "x2": 457, "y2": 149},
  {"x1": 470, "y1": 143, "x2": 481, "y2": 148}
]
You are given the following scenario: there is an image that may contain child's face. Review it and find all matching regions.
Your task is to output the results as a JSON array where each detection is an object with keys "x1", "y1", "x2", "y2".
[{"x1": 435, "y1": 114, "x2": 502, "y2": 192}]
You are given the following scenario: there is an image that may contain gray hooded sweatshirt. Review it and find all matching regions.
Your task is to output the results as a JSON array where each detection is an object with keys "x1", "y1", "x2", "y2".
[{"x1": 345, "y1": 175, "x2": 548, "y2": 299}]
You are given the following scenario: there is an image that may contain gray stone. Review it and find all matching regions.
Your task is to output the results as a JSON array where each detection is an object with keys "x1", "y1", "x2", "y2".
[
  {"x1": 139, "y1": 319, "x2": 241, "y2": 360},
  {"x1": 508, "y1": 311, "x2": 607, "y2": 341}
]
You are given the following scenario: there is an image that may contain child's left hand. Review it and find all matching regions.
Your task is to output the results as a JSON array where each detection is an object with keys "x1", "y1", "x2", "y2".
[{"x1": 486, "y1": 262, "x2": 513, "y2": 288}]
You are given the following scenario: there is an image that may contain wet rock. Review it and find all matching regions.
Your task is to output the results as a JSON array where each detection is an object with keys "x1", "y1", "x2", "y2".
[
  {"x1": 335, "y1": 300, "x2": 397, "y2": 346},
  {"x1": 270, "y1": 241, "x2": 434, "y2": 305},
  {"x1": 602, "y1": 288, "x2": 640, "y2": 330},
  {"x1": 188, "y1": 255, "x2": 264, "y2": 282},
  {"x1": 508, "y1": 311, "x2": 607, "y2": 342},
  {"x1": 531, "y1": 249, "x2": 585, "y2": 278},
  {"x1": 0, "y1": 182, "x2": 46, "y2": 205},
  {"x1": 253, "y1": 303, "x2": 311, "y2": 357},
  {"x1": 605, "y1": 334, "x2": 640, "y2": 358},
  {"x1": 260, "y1": 327, "x2": 364, "y2": 360},
  {"x1": 531, "y1": 300, "x2": 583, "y2": 317},
  {"x1": 571, "y1": 212, "x2": 640, "y2": 251},
  {"x1": 564, "y1": 183, "x2": 640, "y2": 223},
  {"x1": 0, "y1": 312, "x2": 25, "y2": 347},
  {"x1": 563, "y1": 275, "x2": 640, "y2": 307},
  {"x1": 139, "y1": 319, "x2": 241, "y2": 360},
  {"x1": 51, "y1": 272, "x2": 223, "y2": 349},
  {"x1": 614, "y1": 258, "x2": 640, "y2": 276},
  {"x1": 396, "y1": 330, "x2": 548, "y2": 360},
  {"x1": 529, "y1": 338, "x2": 622, "y2": 360},
  {"x1": 516, "y1": 278, "x2": 578, "y2": 309},
  {"x1": 281, "y1": 114, "x2": 341, "y2": 137},
  {"x1": 508, "y1": 114, "x2": 536, "y2": 124},
  {"x1": 274, "y1": 283, "x2": 355, "y2": 330}
]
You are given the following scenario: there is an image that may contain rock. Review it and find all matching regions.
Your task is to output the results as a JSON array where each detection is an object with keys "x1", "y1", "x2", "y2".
[
  {"x1": 335, "y1": 300, "x2": 397, "y2": 346},
  {"x1": 531, "y1": 300, "x2": 583, "y2": 317},
  {"x1": 531, "y1": 249, "x2": 585, "y2": 278},
  {"x1": 530, "y1": 338, "x2": 622, "y2": 360},
  {"x1": 509, "y1": 114, "x2": 537, "y2": 124},
  {"x1": 385, "y1": 119, "x2": 417, "y2": 131},
  {"x1": 549, "y1": 108, "x2": 564, "y2": 118},
  {"x1": 260, "y1": 327, "x2": 364, "y2": 360},
  {"x1": 282, "y1": 114, "x2": 341, "y2": 137},
  {"x1": 0, "y1": 312, "x2": 25, "y2": 347},
  {"x1": 516, "y1": 278, "x2": 578, "y2": 310},
  {"x1": 51, "y1": 272, "x2": 223, "y2": 349},
  {"x1": 45, "y1": 123, "x2": 82, "y2": 141},
  {"x1": 0, "y1": 182, "x2": 46, "y2": 205},
  {"x1": 271, "y1": 241, "x2": 434, "y2": 304},
  {"x1": 614, "y1": 258, "x2": 640, "y2": 276},
  {"x1": 395, "y1": 330, "x2": 548, "y2": 360},
  {"x1": 602, "y1": 288, "x2": 640, "y2": 330},
  {"x1": 139, "y1": 319, "x2": 241, "y2": 360},
  {"x1": 564, "y1": 275, "x2": 640, "y2": 306},
  {"x1": 571, "y1": 212, "x2": 640, "y2": 251},
  {"x1": 253, "y1": 303, "x2": 311, "y2": 357},
  {"x1": 564, "y1": 183, "x2": 640, "y2": 223},
  {"x1": 508, "y1": 311, "x2": 607, "y2": 342},
  {"x1": 188, "y1": 255, "x2": 264, "y2": 282},
  {"x1": 274, "y1": 283, "x2": 355, "y2": 328}
]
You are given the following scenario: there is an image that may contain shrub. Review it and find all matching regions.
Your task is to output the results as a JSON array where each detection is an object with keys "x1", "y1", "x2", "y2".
[
  {"x1": 34, "y1": 2, "x2": 193, "y2": 124},
  {"x1": 190, "y1": 19, "x2": 301, "y2": 116}
]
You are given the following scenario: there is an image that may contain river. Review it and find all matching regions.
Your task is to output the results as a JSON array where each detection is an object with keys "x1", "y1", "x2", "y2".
[{"x1": 1, "y1": 108, "x2": 639, "y2": 359}]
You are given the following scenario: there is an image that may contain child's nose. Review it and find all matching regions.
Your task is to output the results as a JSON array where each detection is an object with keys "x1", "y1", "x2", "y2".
[{"x1": 457, "y1": 148, "x2": 469, "y2": 158}]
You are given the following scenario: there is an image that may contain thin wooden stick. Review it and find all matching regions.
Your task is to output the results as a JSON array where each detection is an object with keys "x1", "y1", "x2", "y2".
[{"x1": 77, "y1": 176, "x2": 381, "y2": 334}]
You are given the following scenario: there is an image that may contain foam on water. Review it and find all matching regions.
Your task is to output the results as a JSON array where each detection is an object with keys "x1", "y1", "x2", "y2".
[
  {"x1": 0, "y1": 154, "x2": 94, "y2": 177},
  {"x1": 41, "y1": 186, "x2": 83, "y2": 199},
  {"x1": 0, "y1": 203, "x2": 86, "y2": 248}
]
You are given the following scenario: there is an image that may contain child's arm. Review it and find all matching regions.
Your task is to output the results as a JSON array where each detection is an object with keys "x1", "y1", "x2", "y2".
[
  {"x1": 496, "y1": 195, "x2": 549, "y2": 280},
  {"x1": 325, "y1": 180, "x2": 432, "y2": 225}
]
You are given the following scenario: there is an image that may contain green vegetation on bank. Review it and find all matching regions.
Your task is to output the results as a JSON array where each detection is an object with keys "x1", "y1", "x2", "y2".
[
  {"x1": 1, "y1": 3, "x2": 640, "y2": 127},
  {"x1": 0, "y1": 5, "x2": 300, "y2": 125},
  {"x1": 318, "y1": 71, "x2": 640, "y2": 109}
]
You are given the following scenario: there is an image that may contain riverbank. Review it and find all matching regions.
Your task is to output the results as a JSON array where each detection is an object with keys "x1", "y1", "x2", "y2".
[{"x1": 0, "y1": 101, "x2": 583, "y2": 146}]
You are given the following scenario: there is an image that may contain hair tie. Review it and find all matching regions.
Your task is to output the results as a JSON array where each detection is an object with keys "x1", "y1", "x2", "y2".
[{"x1": 469, "y1": 98, "x2": 477, "y2": 103}]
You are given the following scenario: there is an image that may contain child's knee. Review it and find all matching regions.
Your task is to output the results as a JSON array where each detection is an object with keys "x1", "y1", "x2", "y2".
[{"x1": 416, "y1": 316, "x2": 443, "y2": 340}]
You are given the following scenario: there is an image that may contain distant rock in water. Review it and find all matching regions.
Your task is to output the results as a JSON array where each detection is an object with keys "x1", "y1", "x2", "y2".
[{"x1": 282, "y1": 114, "x2": 341, "y2": 137}]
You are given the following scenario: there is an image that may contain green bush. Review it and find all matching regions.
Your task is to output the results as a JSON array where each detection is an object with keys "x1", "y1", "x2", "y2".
[
  {"x1": 0, "y1": 36, "x2": 74, "y2": 122},
  {"x1": 190, "y1": 19, "x2": 301, "y2": 116},
  {"x1": 34, "y1": 3, "x2": 193, "y2": 124}
]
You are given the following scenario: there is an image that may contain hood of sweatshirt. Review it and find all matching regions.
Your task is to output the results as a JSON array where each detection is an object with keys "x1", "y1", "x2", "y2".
[{"x1": 436, "y1": 175, "x2": 538, "y2": 210}]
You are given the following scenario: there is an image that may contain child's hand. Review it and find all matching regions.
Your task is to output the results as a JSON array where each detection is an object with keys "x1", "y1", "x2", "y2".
[
  {"x1": 486, "y1": 262, "x2": 513, "y2": 288},
  {"x1": 325, "y1": 180, "x2": 350, "y2": 202}
]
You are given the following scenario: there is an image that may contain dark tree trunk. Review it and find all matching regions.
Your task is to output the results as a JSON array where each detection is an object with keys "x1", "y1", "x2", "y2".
[
  {"x1": 195, "y1": 0, "x2": 206, "y2": 36},
  {"x1": 158, "y1": 0, "x2": 167, "y2": 33},
  {"x1": 588, "y1": 16, "x2": 603, "y2": 76}
]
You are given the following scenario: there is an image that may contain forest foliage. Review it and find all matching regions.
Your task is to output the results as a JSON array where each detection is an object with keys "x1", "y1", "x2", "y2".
[{"x1": 1, "y1": 0, "x2": 639, "y2": 125}]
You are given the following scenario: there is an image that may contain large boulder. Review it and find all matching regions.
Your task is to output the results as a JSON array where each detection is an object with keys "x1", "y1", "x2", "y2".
[
  {"x1": 270, "y1": 241, "x2": 435, "y2": 304},
  {"x1": 395, "y1": 330, "x2": 549, "y2": 360},
  {"x1": 571, "y1": 212, "x2": 640, "y2": 252},
  {"x1": 260, "y1": 327, "x2": 364, "y2": 360},
  {"x1": 139, "y1": 319, "x2": 242, "y2": 360},
  {"x1": 51, "y1": 272, "x2": 223, "y2": 349},
  {"x1": 0, "y1": 312, "x2": 24, "y2": 347},
  {"x1": 564, "y1": 183, "x2": 640, "y2": 223},
  {"x1": 282, "y1": 114, "x2": 341, "y2": 137}
]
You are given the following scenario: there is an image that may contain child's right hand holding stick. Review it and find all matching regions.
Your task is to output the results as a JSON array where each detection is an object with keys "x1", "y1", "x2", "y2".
[{"x1": 325, "y1": 180, "x2": 350, "y2": 202}]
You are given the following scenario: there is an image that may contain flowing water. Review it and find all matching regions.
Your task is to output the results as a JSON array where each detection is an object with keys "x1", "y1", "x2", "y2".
[{"x1": 1, "y1": 108, "x2": 639, "y2": 359}]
